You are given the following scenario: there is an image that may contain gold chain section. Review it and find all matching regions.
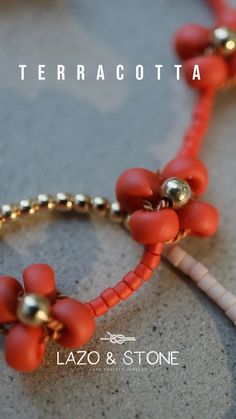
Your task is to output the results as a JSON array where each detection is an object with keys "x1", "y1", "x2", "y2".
[{"x1": 0, "y1": 192, "x2": 187, "y2": 244}]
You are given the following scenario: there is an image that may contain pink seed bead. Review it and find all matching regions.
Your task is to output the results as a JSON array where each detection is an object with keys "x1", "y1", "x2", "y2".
[
  {"x1": 225, "y1": 303, "x2": 236, "y2": 323},
  {"x1": 206, "y1": 284, "x2": 226, "y2": 302},
  {"x1": 189, "y1": 263, "x2": 208, "y2": 282},
  {"x1": 197, "y1": 273, "x2": 217, "y2": 292},
  {"x1": 178, "y1": 254, "x2": 196, "y2": 275},
  {"x1": 217, "y1": 292, "x2": 236, "y2": 311},
  {"x1": 164, "y1": 246, "x2": 186, "y2": 267}
]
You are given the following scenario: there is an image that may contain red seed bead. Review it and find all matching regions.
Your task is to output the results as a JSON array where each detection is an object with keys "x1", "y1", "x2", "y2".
[
  {"x1": 116, "y1": 168, "x2": 161, "y2": 212},
  {"x1": 89, "y1": 297, "x2": 109, "y2": 316},
  {"x1": 162, "y1": 156, "x2": 208, "y2": 196},
  {"x1": 5, "y1": 324, "x2": 46, "y2": 372},
  {"x1": 0, "y1": 277, "x2": 23, "y2": 324},
  {"x1": 140, "y1": 252, "x2": 161, "y2": 269},
  {"x1": 178, "y1": 200, "x2": 219, "y2": 237},
  {"x1": 100, "y1": 288, "x2": 120, "y2": 308},
  {"x1": 183, "y1": 55, "x2": 229, "y2": 90},
  {"x1": 134, "y1": 264, "x2": 153, "y2": 281},
  {"x1": 174, "y1": 24, "x2": 210, "y2": 60},
  {"x1": 216, "y1": 9, "x2": 236, "y2": 31},
  {"x1": 145, "y1": 243, "x2": 164, "y2": 255},
  {"x1": 114, "y1": 281, "x2": 133, "y2": 300},
  {"x1": 123, "y1": 272, "x2": 142, "y2": 290},
  {"x1": 23, "y1": 264, "x2": 56, "y2": 302},
  {"x1": 129, "y1": 208, "x2": 179, "y2": 245},
  {"x1": 51, "y1": 298, "x2": 95, "y2": 348}
]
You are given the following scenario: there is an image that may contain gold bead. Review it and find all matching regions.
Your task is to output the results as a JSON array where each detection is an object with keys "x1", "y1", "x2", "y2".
[
  {"x1": 161, "y1": 177, "x2": 191, "y2": 209},
  {"x1": 91, "y1": 196, "x2": 110, "y2": 216},
  {"x1": 1, "y1": 204, "x2": 19, "y2": 220},
  {"x1": 109, "y1": 202, "x2": 125, "y2": 223},
  {"x1": 212, "y1": 27, "x2": 236, "y2": 56},
  {"x1": 17, "y1": 294, "x2": 50, "y2": 326},
  {"x1": 19, "y1": 199, "x2": 37, "y2": 215},
  {"x1": 37, "y1": 194, "x2": 55, "y2": 210},
  {"x1": 74, "y1": 193, "x2": 91, "y2": 213},
  {"x1": 54, "y1": 192, "x2": 74, "y2": 212}
]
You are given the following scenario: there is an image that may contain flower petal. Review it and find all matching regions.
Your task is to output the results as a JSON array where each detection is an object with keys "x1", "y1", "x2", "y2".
[
  {"x1": 0, "y1": 276, "x2": 23, "y2": 324},
  {"x1": 178, "y1": 200, "x2": 219, "y2": 237},
  {"x1": 4, "y1": 323, "x2": 46, "y2": 372},
  {"x1": 23, "y1": 264, "x2": 56, "y2": 302}
]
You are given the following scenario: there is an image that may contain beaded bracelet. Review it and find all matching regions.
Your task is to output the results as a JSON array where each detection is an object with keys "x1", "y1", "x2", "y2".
[{"x1": 1, "y1": 0, "x2": 236, "y2": 372}]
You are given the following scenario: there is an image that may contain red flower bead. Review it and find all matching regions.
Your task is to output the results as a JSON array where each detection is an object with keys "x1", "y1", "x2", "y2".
[
  {"x1": 5, "y1": 324, "x2": 46, "y2": 372},
  {"x1": 161, "y1": 156, "x2": 208, "y2": 196},
  {"x1": 51, "y1": 298, "x2": 95, "y2": 348},
  {"x1": 178, "y1": 200, "x2": 219, "y2": 237},
  {"x1": 0, "y1": 277, "x2": 23, "y2": 324},
  {"x1": 183, "y1": 55, "x2": 229, "y2": 90},
  {"x1": 23, "y1": 264, "x2": 56, "y2": 302},
  {"x1": 129, "y1": 208, "x2": 179, "y2": 244},
  {"x1": 174, "y1": 24, "x2": 210, "y2": 60},
  {"x1": 116, "y1": 168, "x2": 161, "y2": 212},
  {"x1": 0, "y1": 264, "x2": 97, "y2": 372}
]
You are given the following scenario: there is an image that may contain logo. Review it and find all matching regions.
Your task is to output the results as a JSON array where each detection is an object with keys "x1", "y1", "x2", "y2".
[{"x1": 100, "y1": 331, "x2": 136, "y2": 345}]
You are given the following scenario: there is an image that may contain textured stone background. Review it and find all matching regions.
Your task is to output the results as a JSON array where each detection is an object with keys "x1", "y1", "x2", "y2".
[{"x1": 0, "y1": 0, "x2": 236, "y2": 418}]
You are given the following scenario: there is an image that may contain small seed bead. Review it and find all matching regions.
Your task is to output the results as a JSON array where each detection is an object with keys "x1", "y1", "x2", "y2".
[
  {"x1": 0, "y1": 195, "x2": 129, "y2": 231},
  {"x1": 164, "y1": 245, "x2": 236, "y2": 327},
  {"x1": 91, "y1": 196, "x2": 110, "y2": 216},
  {"x1": 88, "y1": 244, "x2": 163, "y2": 317},
  {"x1": 54, "y1": 193, "x2": 74, "y2": 212}
]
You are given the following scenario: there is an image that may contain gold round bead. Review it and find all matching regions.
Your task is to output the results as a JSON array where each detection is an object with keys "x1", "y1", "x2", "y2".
[
  {"x1": 74, "y1": 193, "x2": 91, "y2": 213},
  {"x1": 212, "y1": 27, "x2": 236, "y2": 56},
  {"x1": 109, "y1": 202, "x2": 125, "y2": 223},
  {"x1": 19, "y1": 199, "x2": 37, "y2": 215},
  {"x1": 17, "y1": 294, "x2": 50, "y2": 326},
  {"x1": 91, "y1": 196, "x2": 110, "y2": 216},
  {"x1": 54, "y1": 192, "x2": 74, "y2": 212},
  {"x1": 161, "y1": 177, "x2": 191, "y2": 209},
  {"x1": 37, "y1": 194, "x2": 55, "y2": 210},
  {"x1": 1, "y1": 204, "x2": 19, "y2": 220}
]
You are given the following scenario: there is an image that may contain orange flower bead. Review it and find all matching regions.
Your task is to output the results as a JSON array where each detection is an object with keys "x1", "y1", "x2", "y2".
[
  {"x1": 23, "y1": 264, "x2": 56, "y2": 302},
  {"x1": 178, "y1": 200, "x2": 219, "y2": 237},
  {"x1": 51, "y1": 298, "x2": 95, "y2": 348},
  {"x1": 5, "y1": 324, "x2": 46, "y2": 372},
  {"x1": 161, "y1": 156, "x2": 208, "y2": 196},
  {"x1": 183, "y1": 55, "x2": 229, "y2": 90},
  {"x1": 116, "y1": 168, "x2": 161, "y2": 212},
  {"x1": 174, "y1": 24, "x2": 210, "y2": 60},
  {"x1": 0, "y1": 277, "x2": 23, "y2": 324},
  {"x1": 129, "y1": 208, "x2": 179, "y2": 244}
]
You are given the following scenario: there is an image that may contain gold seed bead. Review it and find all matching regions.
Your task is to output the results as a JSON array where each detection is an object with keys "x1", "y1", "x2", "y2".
[
  {"x1": 37, "y1": 194, "x2": 55, "y2": 210},
  {"x1": 54, "y1": 192, "x2": 74, "y2": 212},
  {"x1": 19, "y1": 199, "x2": 37, "y2": 215},
  {"x1": 91, "y1": 196, "x2": 110, "y2": 216},
  {"x1": 17, "y1": 294, "x2": 50, "y2": 326},
  {"x1": 1, "y1": 204, "x2": 20, "y2": 221},
  {"x1": 74, "y1": 193, "x2": 91, "y2": 214},
  {"x1": 109, "y1": 202, "x2": 125, "y2": 223}
]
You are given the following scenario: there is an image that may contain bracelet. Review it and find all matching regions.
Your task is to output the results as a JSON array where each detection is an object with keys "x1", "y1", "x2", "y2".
[
  {"x1": 0, "y1": 0, "x2": 236, "y2": 372},
  {"x1": 0, "y1": 193, "x2": 163, "y2": 372}
]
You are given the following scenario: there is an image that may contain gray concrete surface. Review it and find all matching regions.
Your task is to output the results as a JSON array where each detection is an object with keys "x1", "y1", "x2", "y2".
[{"x1": 0, "y1": 0, "x2": 236, "y2": 418}]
